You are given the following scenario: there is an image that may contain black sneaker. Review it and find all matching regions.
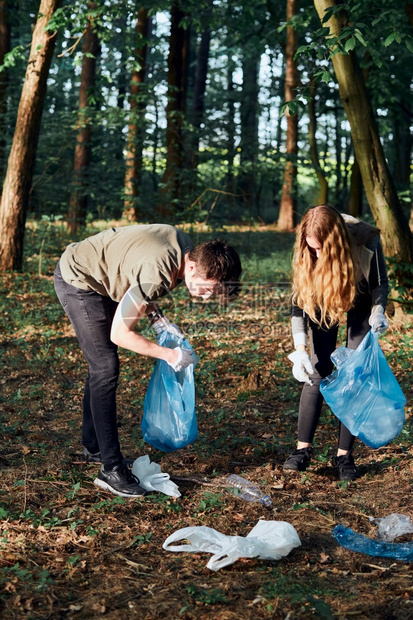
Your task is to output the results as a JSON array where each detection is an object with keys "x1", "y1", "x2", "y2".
[
  {"x1": 94, "y1": 463, "x2": 147, "y2": 497},
  {"x1": 83, "y1": 447, "x2": 102, "y2": 464},
  {"x1": 83, "y1": 448, "x2": 134, "y2": 466},
  {"x1": 283, "y1": 447, "x2": 312, "y2": 472},
  {"x1": 334, "y1": 453, "x2": 359, "y2": 481}
]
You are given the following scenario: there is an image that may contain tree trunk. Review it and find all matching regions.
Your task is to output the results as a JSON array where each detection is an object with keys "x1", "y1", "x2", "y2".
[
  {"x1": 278, "y1": 0, "x2": 299, "y2": 231},
  {"x1": 333, "y1": 104, "x2": 343, "y2": 204},
  {"x1": 308, "y1": 73, "x2": 328, "y2": 204},
  {"x1": 274, "y1": 56, "x2": 285, "y2": 153},
  {"x1": 314, "y1": 0, "x2": 413, "y2": 262},
  {"x1": 405, "y1": 1, "x2": 413, "y2": 27},
  {"x1": 225, "y1": 54, "x2": 236, "y2": 198},
  {"x1": 348, "y1": 155, "x2": 362, "y2": 217},
  {"x1": 67, "y1": 1, "x2": 100, "y2": 234},
  {"x1": 341, "y1": 134, "x2": 352, "y2": 205},
  {"x1": 0, "y1": 0, "x2": 10, "y2": 188},
  {"x1": 0, "y1": 0, "x2": 62, "y2": 272},
  {"x1": 157, "y1": 2, "x2": 190, "y2": 215},
  {"x1": 190, "y1": 2, "x2": 212, "y2": 173},
  {"x1": 123, "y1": 7, "x2": 150, "y2": 221},
  {"x1": 238, "y1": 51, "x2": 260, "y2": 215},
  {"x1": 116, "y1": 14, "x2": 128, "y2": 110},
  {"x1": 392, "y1": 106, "x2": 411, "y2": 191}
]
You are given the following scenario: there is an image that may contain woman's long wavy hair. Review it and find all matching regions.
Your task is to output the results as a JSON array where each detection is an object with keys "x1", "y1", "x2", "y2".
[{"x1": 292, "y1": 205, "x2": 357, "y2": 328}]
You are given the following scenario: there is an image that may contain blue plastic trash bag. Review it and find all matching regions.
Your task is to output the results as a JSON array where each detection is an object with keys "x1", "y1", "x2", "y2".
[
  {"x1": 142, "y1": 330, "x2": 198, "y2": 452},
  {"x1": 320, "y1": 330, "x2": 406, "y2": 449},
  {"x1": 332, "y1": 524, "x2": 413, "y2": 562}
]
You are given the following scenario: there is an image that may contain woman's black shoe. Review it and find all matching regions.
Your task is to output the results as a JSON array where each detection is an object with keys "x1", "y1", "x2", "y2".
[
  {"x1": 283, "y1": 447, "x2": 312, "y2": 472},
  {"x1": 334, "y1": 453, "x2": 359, "y2": 481}
]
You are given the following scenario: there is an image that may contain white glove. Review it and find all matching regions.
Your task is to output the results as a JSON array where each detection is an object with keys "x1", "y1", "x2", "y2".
[
  {"x1": 368, "y1": 305, "x2": 389, "y2": 334},
  {"x1": 288, "y1": 350, "x2": 314, "y2": 385},
  {"x1": 152, "y1": 317, "x2": 183, "y2": 339},
  {"x1": 168, "y1": 347, "x2": 198, "y2": 372}
]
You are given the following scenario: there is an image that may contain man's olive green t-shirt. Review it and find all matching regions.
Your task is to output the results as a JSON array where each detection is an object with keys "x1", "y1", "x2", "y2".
[{"x1": 59, "y1": 224, "x2": 194, "y2": 303}]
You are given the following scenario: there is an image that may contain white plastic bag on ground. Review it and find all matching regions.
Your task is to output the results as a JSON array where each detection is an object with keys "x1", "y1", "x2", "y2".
[
  {"x1": 131, "y1": 455, "x2": 181, "y2": 498},
  {"x1": 163, "y1": 519, "x2": 301, "y2": 571}
]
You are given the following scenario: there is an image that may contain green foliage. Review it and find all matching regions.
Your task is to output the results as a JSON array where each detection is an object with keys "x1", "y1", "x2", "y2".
[
  {"x1": 92, "y1": 496, "x2": 127, "y2": 512},
  {"x1": 0, "y1": 45, "x2": 25, "y2": 72},
  {"x1": 197, "y1": 491, "x2": 224, "y2": 513},
  {"x1": 387, "y1": 258, "x2": 413, "y2": 309},
  {"x1": 260, "y1": 568, "x2": 352, "y2": 609},
  {"x1": 0, "y1": 563, "x2": 55, "y2": 592},
  {"x1": 1, "y1": 0, "x2": 408, "y2": 228},
  {"x1": 186, "y1": 583, "x2": 229, "y2": 605}
]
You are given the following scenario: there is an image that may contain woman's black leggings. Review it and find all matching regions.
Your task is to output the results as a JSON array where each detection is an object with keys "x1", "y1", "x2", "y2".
[{"x1": 297, "y1": 283, "x2": 373, "y2": 451}]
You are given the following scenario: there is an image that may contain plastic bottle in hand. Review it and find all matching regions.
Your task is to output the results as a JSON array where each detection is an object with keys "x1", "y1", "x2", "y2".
[{"x1": 226, "y1": 474, "x2": 272, "y2": 507}]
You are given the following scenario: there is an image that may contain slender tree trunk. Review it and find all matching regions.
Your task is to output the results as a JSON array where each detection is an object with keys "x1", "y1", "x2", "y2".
[
  {"x1": 67, "y1": 2, "x2": 100, "y2": 234},
  {"x1": 116, "y1": 14, "x2": 128, "y2": 110},
  {"x1": 123, "y1": 8, "x2": 150, "y2": 221},
  {"x1": 0, "y1": 0, "x2": 10, "y2": 188},
  {"x1": 0, "y1": 0, "x2": 62, "y2": 272},
  {"x1": 348, "y1": 155, "x2": 362, "y2": 217},
  {"x1": 190, "y1": 2, "x2": 212, "y2": 173},
  {"x1": 392, "y1": 106, "x2": 411, "y2": 190},
  {"x1": 238, "y1": 52, "x2": 260, "y2": 215},
  {"x1": 157, "y1": 2, "x2": 190, "y2": 215},
  {"x1": 278, "y1": 0, "x2": 299, "y2": 231},
  {"x1": 314, "y1": 0, "x2": 413, "y2": 261},
  {"x1": 225, "y1": 54, "x2": 236, "y2": 197},
  {"x1": 113, "y1": 12, "x2": 128, "y2": 196},
  {"x1": 333, "y1": 105, "x2": 342, "y2": 204},
  {"x1": 341, "y1": 135, "x2": 352, "y2": 205},
  {"x1": 274, "y1": 56, "x2": 285, "y2": 153},
  {"x1": 308, "y1": 72, "x2": 328, "y2": 204},
  {"x1": 151, "y1": 94, "x2": 160, "y2": 192},
  {"x1": 405, "y1": 1, "x2": 413, "y2": 27}
]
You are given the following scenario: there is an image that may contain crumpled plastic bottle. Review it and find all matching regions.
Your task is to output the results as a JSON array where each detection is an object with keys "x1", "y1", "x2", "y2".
[
  {"x1": 225, "y1": 474, "x2": 272, "y2": 507},
  {"x1": 332, "y1": 524, "x2": 413, "y2": 562}
]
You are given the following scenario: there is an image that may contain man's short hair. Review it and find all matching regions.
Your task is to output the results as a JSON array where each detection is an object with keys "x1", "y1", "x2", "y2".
[{"x1": 188, "y1": 238, "x2": 242, "y2": 301}]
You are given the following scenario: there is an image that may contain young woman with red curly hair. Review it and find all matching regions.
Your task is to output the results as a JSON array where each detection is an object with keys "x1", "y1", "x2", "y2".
[{"x1": 284, "y1": 205, "x2": 389, "y2": 481}]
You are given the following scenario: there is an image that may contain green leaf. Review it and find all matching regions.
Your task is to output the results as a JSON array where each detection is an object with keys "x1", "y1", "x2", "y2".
[
  {"x1": 344, "y1": 37, "x2": 356, "y2": 52},
  {"x1": 353, "y1": 30, "x2": 367, "y2": 47},
  {"x1": 322, "y1": 71, "x2": 330, "y2": 83},
  {"x1": 307, "y1": 595, "x2": 334, "y2": 620},
  {"x1": 384, "y1": 33, "x2": 396, "y2": 47}
]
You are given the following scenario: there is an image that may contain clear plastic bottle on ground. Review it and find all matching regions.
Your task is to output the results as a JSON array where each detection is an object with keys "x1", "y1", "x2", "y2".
[{"x1": 225, "y1": 474, "x2": 272, "y2": 507}]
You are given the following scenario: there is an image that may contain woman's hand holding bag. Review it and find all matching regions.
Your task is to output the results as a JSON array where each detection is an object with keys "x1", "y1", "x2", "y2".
[{"x1": 320, "y1": 330, "x2": 406, "y2": 449}]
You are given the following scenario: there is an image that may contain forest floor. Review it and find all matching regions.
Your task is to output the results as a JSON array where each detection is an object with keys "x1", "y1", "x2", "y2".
[{"x1": 0, "y1": 222, "x2": 412, "y2": 619}]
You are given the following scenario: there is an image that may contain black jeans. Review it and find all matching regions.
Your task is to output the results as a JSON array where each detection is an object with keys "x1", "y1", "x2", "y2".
[
  {"x1": 297, "y1": 282, "x2": 372, "y2": 451},
  {"x1": 54, "y1": 262, "x2": 123, "y2": 468}
]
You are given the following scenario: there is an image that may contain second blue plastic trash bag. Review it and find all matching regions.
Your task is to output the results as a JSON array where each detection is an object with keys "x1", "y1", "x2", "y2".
[
  {"x1": 320, "y1": 330, "x2": 406, "y2": 449},
  {"x1": 142, "y1": 329, "x2": 198, "y2": 452}
]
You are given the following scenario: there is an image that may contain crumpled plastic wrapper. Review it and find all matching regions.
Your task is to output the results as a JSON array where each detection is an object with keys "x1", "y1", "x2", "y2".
[
  {"x1": 163, "y1": 519, "x2": 301, "y2": 571},
  {"x1": 131, "y1": 455, "x2": 181, "y2": 498},
  {"x1": 371, "y1": 513, "x2": 413, "y2": 542}
]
